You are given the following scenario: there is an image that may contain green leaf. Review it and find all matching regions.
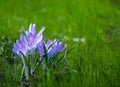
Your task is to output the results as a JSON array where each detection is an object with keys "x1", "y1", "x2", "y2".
[{"x1": 43, "y1": 43, "x2": 48, "y2": 63}]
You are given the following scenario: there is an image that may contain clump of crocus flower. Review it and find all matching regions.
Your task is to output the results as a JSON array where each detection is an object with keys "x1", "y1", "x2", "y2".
[{"x1": 13, "y1": 23, "x2": 67, "y2": 80}]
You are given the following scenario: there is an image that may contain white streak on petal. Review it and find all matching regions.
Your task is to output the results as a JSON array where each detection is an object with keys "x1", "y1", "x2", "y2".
[
  {"x1": 29, "y1": 23, "x2": 32, "y2": 32},
  {"x1": 37, "y1": 26, "x2": 45, "y2": 36}
]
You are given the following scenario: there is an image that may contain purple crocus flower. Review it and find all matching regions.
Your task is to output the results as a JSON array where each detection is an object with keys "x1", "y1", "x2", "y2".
[
  {"x1": 47, "y1": 41, "x2": 67, "y2": 59},
  {"x1": 13, "y1": 34, "x2": 28, "y2": 57},
  {"x1": 37, "y1": 40, "x2": 56, "y2": 57},
  {"x1": 26, "y1": 23, "x2": 45, "y2": 54},
  {"x1": 13, "y1": 34, "x2": 29, "y2": 79},
  {"x1": 38, "y1": 39, "x2": 67, "y2": 60}
]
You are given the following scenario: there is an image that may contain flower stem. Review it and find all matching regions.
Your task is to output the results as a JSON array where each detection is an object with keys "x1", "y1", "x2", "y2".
[
  {"x1": 31, "y1": 53, "x2": 34, "y2": 75},
  {"x1": 21, "y1": 55, "x2": 29, "y2": 80}
]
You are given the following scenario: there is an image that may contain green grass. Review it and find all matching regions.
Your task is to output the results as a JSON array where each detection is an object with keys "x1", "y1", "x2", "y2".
[{"x1": 0, "y1": 0, "x2": 120, "y2": 87}]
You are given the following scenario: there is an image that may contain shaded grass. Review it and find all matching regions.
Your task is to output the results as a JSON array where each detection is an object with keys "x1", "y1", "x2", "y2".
[{"x1": 0, "y1": 0, "x2": 120, "y2": 87}]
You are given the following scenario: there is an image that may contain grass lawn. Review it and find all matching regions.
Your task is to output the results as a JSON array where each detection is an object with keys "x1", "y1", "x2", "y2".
[{"x1": 0, "y1": 0, "x2": 120, "y2": 87}]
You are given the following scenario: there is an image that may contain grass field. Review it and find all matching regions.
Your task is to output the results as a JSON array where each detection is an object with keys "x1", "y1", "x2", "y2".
[{"x1": 0, "y1": 0, "x2": 120, "y2": 87}]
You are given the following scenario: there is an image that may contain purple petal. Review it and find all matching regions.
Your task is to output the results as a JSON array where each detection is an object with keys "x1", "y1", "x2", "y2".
[
  {"x1": 47, "y1": 45, "x2": 57, "y2": 59},
  {"x1": 13, "y1": 40, "x2": 22, "y2": 56},
  {"x1": 56, "y1": 42, "x2": 63, "y2": 52},
  {"x1": 38, "y1": 41, "x2": 44, "y2": 56},
  {"x1": 46, "y1": 40, "x2": 56, "y2": 49},
  {"x1": 27, "y1": 32, "x2": 38, "y2": 53},
  {"x1": 20, "y1": 34, "x2": 27, "y2": 45},
  {"x1": 27, "y1": 33, "x2": 36, "y2": 44},
  {"x1": 35, "y1": 33, "x2": 43, "y2": 45},
  {"x1": 13, "y1": 44, "x2": 17, "y2": 54},
  {"x1": 47, "y1": 48, "x2": 57, "y2": 59},
  {"x1": 19, "y1": 41, "x2": 27, "y2": 56}
]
